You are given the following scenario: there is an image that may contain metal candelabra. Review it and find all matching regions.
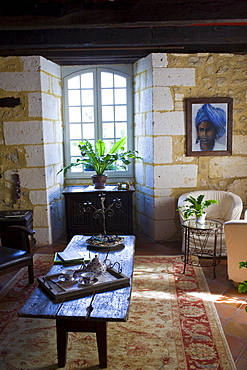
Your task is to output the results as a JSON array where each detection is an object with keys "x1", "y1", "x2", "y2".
[{"x1": 83, "y1": 194, "x2": 123, "y2": 235}]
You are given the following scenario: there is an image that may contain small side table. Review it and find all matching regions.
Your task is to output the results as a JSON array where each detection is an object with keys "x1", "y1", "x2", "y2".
[{"x1": 181, "y1": 219, "x2": 223, "y2": 278}]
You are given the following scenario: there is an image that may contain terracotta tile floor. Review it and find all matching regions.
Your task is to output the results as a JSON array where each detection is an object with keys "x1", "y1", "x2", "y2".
[{"x1": 1, "y1": 232, "x2": 246, "y2": 369}]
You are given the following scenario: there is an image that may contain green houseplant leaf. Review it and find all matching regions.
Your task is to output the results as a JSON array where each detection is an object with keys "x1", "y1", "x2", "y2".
[
  {"x1": 58, "y1": 137, "x2": 141, "y2": 176},
  {"x1": 177, "y1": 194, "x2": 218, "y2": 219},
  {"x1": 238, "y1": 262, "x2": 247, "y2": 312}
]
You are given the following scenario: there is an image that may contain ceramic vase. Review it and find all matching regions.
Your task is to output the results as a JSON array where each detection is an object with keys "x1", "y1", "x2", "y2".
[
  {"x1": 196, "y1": 212, "x2": 206, "y2": 224},
  {"x1": 91, "y1": 174, "x2": 107, "y2": 189}
]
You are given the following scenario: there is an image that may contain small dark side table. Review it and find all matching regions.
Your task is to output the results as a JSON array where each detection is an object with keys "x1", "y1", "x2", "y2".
[{"x1": 19, "y1": 235, "x2": 135, "y2": 368}]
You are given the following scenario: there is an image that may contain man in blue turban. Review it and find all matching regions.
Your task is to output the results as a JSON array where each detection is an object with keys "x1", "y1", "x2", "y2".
[{"x1": 193, "y1": 103, "x2": 226, "y2": 151}]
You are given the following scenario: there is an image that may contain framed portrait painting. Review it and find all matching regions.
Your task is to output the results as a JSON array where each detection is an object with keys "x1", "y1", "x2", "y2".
[{"x1": 186, "y1": 97, "x2": 233, "y2": 156}]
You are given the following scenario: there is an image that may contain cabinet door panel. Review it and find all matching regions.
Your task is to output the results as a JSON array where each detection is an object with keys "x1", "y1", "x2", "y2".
[{"x1": 104, "y1": 193, "x2": 133, "y2": 234}]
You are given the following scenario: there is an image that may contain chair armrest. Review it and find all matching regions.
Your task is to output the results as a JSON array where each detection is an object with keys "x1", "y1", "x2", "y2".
[
  {"x1": 0, "y1": 225, "x2": 35, "y2": 254},
  {"x1": 2, "y1": 225, "x2": 35, "y2": 235}
]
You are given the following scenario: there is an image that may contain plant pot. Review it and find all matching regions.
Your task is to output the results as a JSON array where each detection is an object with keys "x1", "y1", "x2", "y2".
[
  {"x1": 91, "y1": 174, "x2": 107, "y2": 189},
  {"x1": 196, "y1": 212, "x2": 206, "y2": 224}
]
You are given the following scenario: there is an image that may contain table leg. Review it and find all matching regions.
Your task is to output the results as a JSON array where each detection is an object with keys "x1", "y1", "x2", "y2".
[
  {"x1": 213, "y1": 233, "x2": 217, "y2": 279},
  {"x1": 182, "y1": 227, "x2": 189, "y2": 274},
  {"x1": 96, "y1": 322, "x2": 107, "y2": 368},
  {"x1": 56, "y1": 319, "x2": 107, "y2": 368},
  {"x1": 56, "y1": 320, "x2": 68, "y2": 367}
]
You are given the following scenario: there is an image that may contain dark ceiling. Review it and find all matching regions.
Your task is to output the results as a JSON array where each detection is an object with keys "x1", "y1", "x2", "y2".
[{"x1": 0, "y1": 0, "x2": 246, "y2": 65}]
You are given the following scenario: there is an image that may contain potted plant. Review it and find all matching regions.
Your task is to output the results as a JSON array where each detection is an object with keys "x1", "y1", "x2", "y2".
[
  {"x1": 177, "y1": 194, "x2": 218, "y2": 224},
  {"x1": 58, "y1": 137, "x2": 142, "y2": 189},
  {"x1": 237, "y1": 262, "x2": 247, "y2": 312}
]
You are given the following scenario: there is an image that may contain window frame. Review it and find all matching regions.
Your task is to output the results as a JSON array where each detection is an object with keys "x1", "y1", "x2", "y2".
[{"x1": 62, "y1": 64, "x2": 134, "y2": 179}]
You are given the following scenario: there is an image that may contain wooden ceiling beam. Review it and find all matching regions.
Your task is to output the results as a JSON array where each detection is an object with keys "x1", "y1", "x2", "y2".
[
  {"x1": 0, "y1": 0, "x2": 246, "y2": 30},
  {"x1": 0, "y1": 1, "x2": 246, "y2": 64},
  {"x1": 0, "y1": 25, "x2": 246, "y2": 49}
]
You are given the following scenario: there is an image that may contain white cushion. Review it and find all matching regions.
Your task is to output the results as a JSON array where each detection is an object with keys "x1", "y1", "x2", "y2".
[{"x1": 224, "y1": 220, "x2": 247, "y2": 282}]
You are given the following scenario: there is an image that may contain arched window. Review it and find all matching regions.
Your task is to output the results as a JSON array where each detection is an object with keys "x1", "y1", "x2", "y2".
[{"x1": 62, "y1": 65, "x2": 133, "y2": 178}]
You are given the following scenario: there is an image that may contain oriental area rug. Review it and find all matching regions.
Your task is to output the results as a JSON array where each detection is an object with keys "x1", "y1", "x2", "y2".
[{"x1": 0, "y1": 254, "x2": 236, "y2": 369}]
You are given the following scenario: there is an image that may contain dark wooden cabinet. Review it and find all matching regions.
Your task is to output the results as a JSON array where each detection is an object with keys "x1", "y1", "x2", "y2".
[
  {"x1": 0, "y1": 210, "x2": 34, "y2": 250},
  {"x1": 62, "y1": 185, "x2": 135, "y2": 242}
]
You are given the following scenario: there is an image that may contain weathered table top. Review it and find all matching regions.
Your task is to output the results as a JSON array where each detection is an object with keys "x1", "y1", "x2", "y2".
[{"x1": 19, "y1": 235, "x2": 135, "y2": 322}]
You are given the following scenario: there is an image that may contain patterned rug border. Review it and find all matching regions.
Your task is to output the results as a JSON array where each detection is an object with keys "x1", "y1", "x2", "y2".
[
  {"x1": 193, "y1": 263, "x2": 235, "y2": 369},
  {"x1": 132, "y1": 255, "x2": 236, "y2": 370}
]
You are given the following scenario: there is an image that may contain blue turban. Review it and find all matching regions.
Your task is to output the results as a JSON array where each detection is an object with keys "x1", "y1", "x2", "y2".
[{"x1": 195, "y1": 103, "x2": 226, "y2": 139}]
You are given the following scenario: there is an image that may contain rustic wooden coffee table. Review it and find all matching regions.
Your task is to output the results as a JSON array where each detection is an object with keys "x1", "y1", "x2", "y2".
[{"x1": 19, "y1": 235, "x2": 135, "y2": 368}]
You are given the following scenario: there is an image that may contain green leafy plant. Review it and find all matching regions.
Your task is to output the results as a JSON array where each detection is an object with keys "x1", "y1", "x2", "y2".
[
  {"x1": 58, "y1": 137, "x2": 142, "y2": 176},
  {"x1": 238, "y1": 262, "x2": 247, "y2": 312},
  {"x1": 177, "y1": 194, "x2": 218, "y2": 219}
]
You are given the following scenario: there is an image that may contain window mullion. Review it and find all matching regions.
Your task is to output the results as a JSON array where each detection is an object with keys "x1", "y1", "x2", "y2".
[{"x1": 95, "y1": 68, "x2": 102, "y2": 142}]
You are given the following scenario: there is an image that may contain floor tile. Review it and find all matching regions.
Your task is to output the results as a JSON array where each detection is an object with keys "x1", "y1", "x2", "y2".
[
  {"x1": 224, "y1": 320, "x2": 247, "y2": 340},
  {"x1": 219, "y1": 316, "x2": 229, "y2": 327},
  {"x1": 235, "y1": 356, "x2": 247, "y2": 370},
  {"x1": 225, "y1": 334, "x2": 246, "y2": 357},
  {"x1": 225, "y1": 286, "x2": 247, "y2": 300},
  {"x1": 216, "y1": 294, "x2": 246, "y2": 308},
  {"x1": 232, "y1": 309, "x2": 247, "y2": 324},
  {"x1": 215, "y1": 302, "x2": 239, "y2": 319},
  {"x1": 239, "y1": 344, "x2": 247, "y2": 360}
]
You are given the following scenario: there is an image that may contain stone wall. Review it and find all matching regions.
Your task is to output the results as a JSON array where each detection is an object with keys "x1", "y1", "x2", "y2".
[
  {"x1": 0, "y1": 53, "x2": 246, "y2": 245},
  {"x1": 0, "y1": 56, "x2": 64, "y2": 245},
  {"x1": 134, "y1": 53, "x2": 247, "y2": 241}
]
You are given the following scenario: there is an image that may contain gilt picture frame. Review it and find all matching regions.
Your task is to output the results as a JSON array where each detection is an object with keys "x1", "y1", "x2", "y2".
[{"x1": 186, "y1": 97, "x2": 233, "y2": 156}]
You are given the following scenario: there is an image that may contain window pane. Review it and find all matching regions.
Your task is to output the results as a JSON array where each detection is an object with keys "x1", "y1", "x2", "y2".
[
  {"x1": 83, "y1": 123, "x2": 95, "y2": 139},
  {"x1": 116, "y1": 122, "x2": 127, "y2": 138},
  {"x1": 81, "y1": 73, "x2": 93, "y2": 88},
  {"x1": 68, "y1": 76, "x2": 80, "y2": 89},
  {"x1": 104, "y1": 139, "x2": 115, "y2": 152},
  {"x1": 69, "y1": 107, "x2": 81, "y2": 122},
  {"x1": 101, "y1": 72, "x2": 113, "y2": 88},
  {"x1": 71, "y1": 163, "x2": 83, "y2": 172},
  {"x1": 102, "y1": 89, "x2": 113, "y2": 105},
  {"x1": 68, "y1": 90, "x2": 80, "y2": 106},
  {"x1": 69, "y1": 157, "x2": 82, "y2": 172},
  {"x1": 114, "y1": 74, "x2": 126, "y2": 87},
  {"x1": 102, "y1": 106, "x2": 114, "y2": 121},
  {"x1": 103, "y1": 122, "x2": 114, "y2": 138},
  {"x1": 82, "y1": 107, "x2": 94, "y2": 122},
  {"x1": 116, "y1": 159, "x2": 127, "y2": 171},
  {"x1": 81, "y1": 90, "x2": 94, "y2": 106},
  {"x1": 114, "y1": 89, "x2": 126, "y2": 104},
  {"x1": 70, "y1": 124, "x2": 81, "y2": 139},
  {"x1": 70, "y1": 141, "x2": 80, "y2": 156},
  {"x1": 115, "y1": 106, "x2": 127, "y2": 121}
]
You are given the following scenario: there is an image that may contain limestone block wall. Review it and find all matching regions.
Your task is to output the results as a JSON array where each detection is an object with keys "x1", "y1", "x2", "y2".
[
  {"x1": 0, "y1": 56, "x2": 64, "y2": 245},
  {"x1": 1, "y1": 52, "x2": 246, "y2": 245},
  {"x1": 134, "y1": 53, "x2": 247, "y2": 241}
]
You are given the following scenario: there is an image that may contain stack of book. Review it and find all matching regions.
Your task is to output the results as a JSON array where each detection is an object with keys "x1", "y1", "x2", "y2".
[{"x1": 54, "y1": 250, "x2": 91, "y2": 265}]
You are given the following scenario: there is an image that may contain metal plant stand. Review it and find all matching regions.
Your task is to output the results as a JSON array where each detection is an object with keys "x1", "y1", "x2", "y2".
[{"x1": 181, "y1": 219, "x2": 223, "y2": 278}]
